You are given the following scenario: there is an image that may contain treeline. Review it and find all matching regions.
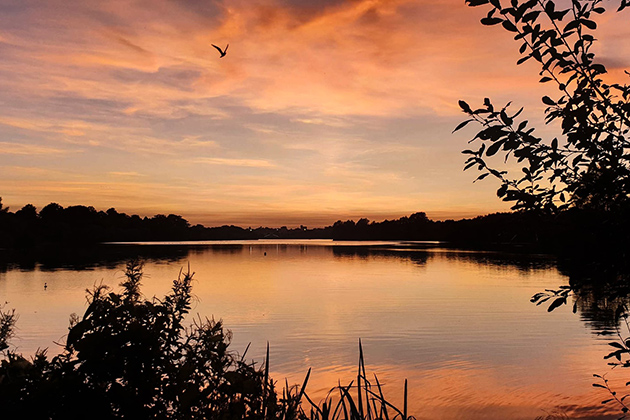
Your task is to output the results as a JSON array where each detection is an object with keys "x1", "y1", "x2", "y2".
[
  {"x1": 1, "y1": 198, "x2": 627, "y2": 253},
  {"x1": 331, "y1": 209, "x2": 629, "y2": 254},
  {"x1": 0, "y1": 198, "x2": 330, "y2": 248},
  {"x1": 332, "y1": 211, "x2": 549, "y2": 243}
]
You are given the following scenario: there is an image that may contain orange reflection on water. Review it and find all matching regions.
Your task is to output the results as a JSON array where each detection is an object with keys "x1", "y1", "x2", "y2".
[
  {"x1": 0, "y1": 241, "x2": 623, "y2": 419},
  {"x1": 271, "y1": 358, "x2": 616, "y2": 420}
]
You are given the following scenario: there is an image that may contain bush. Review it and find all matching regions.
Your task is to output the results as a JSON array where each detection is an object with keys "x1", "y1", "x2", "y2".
[
  {"x1": 0, "y1": 261, "x2": 283, "y2": 419},
  {"x1": 0, "y1": 261, "x2": 412, "y2": 420}
]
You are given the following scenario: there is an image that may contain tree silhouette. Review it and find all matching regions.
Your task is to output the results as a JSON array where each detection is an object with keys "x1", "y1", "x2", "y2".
[
  {"x1": 456, "y1": 0, "x2": 630, "y2": 213},
  {"x1": 15, "y1": 204, "x2": 37, "y2": 220}
]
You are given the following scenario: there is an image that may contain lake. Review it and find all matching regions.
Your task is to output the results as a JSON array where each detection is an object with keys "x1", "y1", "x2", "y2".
[{"x1": 0, "y1": 240, "x2": 623, "y2": 419}]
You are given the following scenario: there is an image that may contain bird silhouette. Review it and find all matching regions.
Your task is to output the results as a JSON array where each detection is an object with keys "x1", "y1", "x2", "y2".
[{"x1": 212, "y1": 43, "x2": 228, "y2": 58}]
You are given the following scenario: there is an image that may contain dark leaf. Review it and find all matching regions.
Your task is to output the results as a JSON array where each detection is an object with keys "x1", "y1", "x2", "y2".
[
  {"x1": 502, "y1": 20, "x2": 518, "y2": 32},
  {"x1": 474, "y1": 173, "x2": 490, "y2": 182},
  {"x1": 522, "y1": 11, "x2": 540, "y2": 22},
  {"x1": 548, "y1": 296, "x2": 567, "y2": 312},
  {"x1": 453, "y1": 119, "x2": 475, "y2": 133},
  {"x1": 553, "y1": 9, "x2": 570, "y2": 20},
  {"x1": 459, "y1": 100, "x2": 473, "y2": 113},
  {"x1": 466, "y1": 0, "x2": 490, "y2": 6},
  {"x1": 486, "y1": 140, "x2": 504, "y2": 156},
  {"x1": 500, "y1": 110, "x2": 513, "y2": 125},
  {"x1": 481, "y1": 17, "x2": 504, "y2": 25},
  {"x1": 609, "y1": 342, "x2": 627, "y2": 350},
  {"x1": 563, "y1": 19, "x2": 580, "y2": 33},
  {"x1": 544, "y1": 1, "x2": 555, "y2": 15},
  {"x1": 464, "y1": 160, "x2": 477, "y2": 171}
]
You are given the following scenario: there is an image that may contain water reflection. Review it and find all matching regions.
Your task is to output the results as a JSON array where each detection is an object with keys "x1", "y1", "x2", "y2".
[
  {"x1": 0, "y1": 245, "x2": 190, "y2": 272},
  {"x1": 0, "y1": 241, "x2": 622, "y2": 419}
]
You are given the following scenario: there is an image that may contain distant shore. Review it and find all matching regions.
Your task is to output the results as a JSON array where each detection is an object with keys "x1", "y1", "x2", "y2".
[{"x1": 2, "y1": 200, "x2": 628, "y2": 259}]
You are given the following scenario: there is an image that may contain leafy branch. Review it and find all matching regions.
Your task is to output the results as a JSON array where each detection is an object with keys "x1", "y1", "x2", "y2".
[{"x1": 457, "y1": 0, "x2": 630, "y2": 212}]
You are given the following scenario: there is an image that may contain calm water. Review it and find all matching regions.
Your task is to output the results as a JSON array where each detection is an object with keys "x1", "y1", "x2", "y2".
[{"x1": 0, "y1": 240, "x2": 623, "y2": 419}]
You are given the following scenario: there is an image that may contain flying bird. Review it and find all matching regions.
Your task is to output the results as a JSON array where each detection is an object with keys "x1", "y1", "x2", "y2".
[{"x1": 212, "y1": 43, "x2": 228, "y2": 58}]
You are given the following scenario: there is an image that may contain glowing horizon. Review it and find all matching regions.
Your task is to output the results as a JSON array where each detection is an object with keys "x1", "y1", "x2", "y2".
[{"x1": 1, "y1": 0, "x2": 629, "y2": 227}]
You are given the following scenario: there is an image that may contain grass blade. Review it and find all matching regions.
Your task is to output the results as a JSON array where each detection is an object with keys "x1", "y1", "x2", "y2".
[
  {"x1": 298, "y1": 367, "x2": 311, "y2": 401},
  {"x1": 263, "y1": 341, "x2": 269, "y2": 418},
  {"x1": 404, "y1": 379, "x2": 408, "y2": 420},
  {"x1": 374, "y1": 374, "x2": 390, "y2": 420}
]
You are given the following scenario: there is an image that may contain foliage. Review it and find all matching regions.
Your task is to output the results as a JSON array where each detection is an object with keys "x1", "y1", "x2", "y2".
[
  {"x1": 590, "y1": 304, "x2": 630, "y2": 418},
  {"x1": 0, "y1": 197, "x2": 8, "y2": 213},
  {"x1": 0, "y1": 307, "x2": 17, "y2": 353},
  {"x1": 0, "y1": 198, "x2": 332, "y2": 247},
  {"x1": 298, "y1": 339, "x2": 413, "y2": 420},
  {"x1": 1, "y1": 196, "x2": 583, "y2": 247},
  {"x1": 530, "y1": 254, "x2": 630, "y2": 417},
  {"x1": 456, "y1": 0, "x2": 630, "y2": 213},
  {"x1": 0, "y1": 262, "x2": 410, "y2": 420},
  {"x1": 0, "y1": 261, "x2": 282, "y2": 419}
]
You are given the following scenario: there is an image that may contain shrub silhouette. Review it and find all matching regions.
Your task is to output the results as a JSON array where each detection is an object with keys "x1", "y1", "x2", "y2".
[
  {"x1": 0, "y1": 262, "x2": 412, "y2": 420},
  {"x1": 0, "y1": 261, "x2": 283, "y2": 419}
]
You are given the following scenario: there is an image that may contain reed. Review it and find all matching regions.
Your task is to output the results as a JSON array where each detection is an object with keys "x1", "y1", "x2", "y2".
[{"x1": 272, "y1": 339, "x2": 413, "y2": 420}]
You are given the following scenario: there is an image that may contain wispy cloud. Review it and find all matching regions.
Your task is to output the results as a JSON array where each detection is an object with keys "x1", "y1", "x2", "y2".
[
  {"x1": 0, "y1": 0, "x2": 627, "y2": 225},
  {"x1": 195, "y1": 157, "x2": 276, "y2": 168},
  {"x1": 0, "y1": 141, "x2": 72, "y2": 155},
  {"x1": 108, "y1": 171, "x2": 147, "y2": 177}
]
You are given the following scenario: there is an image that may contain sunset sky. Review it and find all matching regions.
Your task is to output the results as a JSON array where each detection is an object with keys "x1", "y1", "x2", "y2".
[{"x1": 1, "y1": 0, "x2": 629, "y2": 227}]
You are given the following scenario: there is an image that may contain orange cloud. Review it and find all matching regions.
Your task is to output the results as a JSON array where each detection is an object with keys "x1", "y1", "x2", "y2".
[
  {"x1": 0, "y1": 0, "x2": 628, "y2": 224},
  {"x1": 195, "y1": 157, "x2": 277, "y2": 168},
  {"x1": 0, "y1": 142, "x2": 72, "y2": 155}
]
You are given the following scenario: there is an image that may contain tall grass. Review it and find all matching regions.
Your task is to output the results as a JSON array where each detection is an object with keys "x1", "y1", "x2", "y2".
[{"x1": 270, "y1": 339, "x2": 413, "y2": 420}]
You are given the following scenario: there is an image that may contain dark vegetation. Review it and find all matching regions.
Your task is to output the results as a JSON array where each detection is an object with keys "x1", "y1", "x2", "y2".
[
  {"x1": 454, "y1": 0, "x2": 630, "y2": 261},
  {"x1": 0, "y1": 198, "x2": 331, "y2": 248},
  {"x1": 2, "y1": 198, "x2": 627, "y2": 258},
  {"x1": 0, "y1": 261, "x2": 411, "y2": 420},
  {"x1": 458, "y1": 0, "x2": 630, "y2": 279},
  {"x1": 459, "y1": 0, "x2": 630, "y2": 215},
  {"x1": 459, "y1": 0, "x2": 630, "y2": 416}
]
